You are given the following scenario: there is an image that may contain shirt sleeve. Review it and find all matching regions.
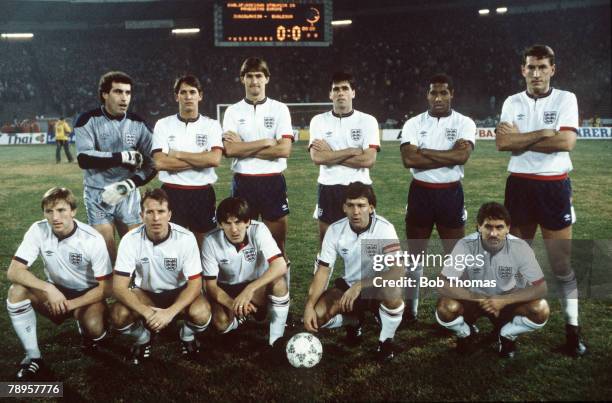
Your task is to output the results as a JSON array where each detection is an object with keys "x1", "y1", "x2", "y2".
[
  {"x1": 13, "y1": 223, "x2": 42, "y2": 267},
  {"x1": 222, "y1": 106, "x2": 237, "y2": 133},
  {"x1": 441, "y1": 239, "x2": 470, "y2": 279},
  {"x1": 210, "y1": 119, "x2": 224, "y2": 151},
  {"x1": 460, "y1": 116, "x2": 477, "y2": 148},
  {"x1": 318, "y1": 224, "x2": 338, "y2": 269},
  {"x1": 400, "y1": 118, "x2": 417, "y2": 146},
  {"x1": 182, "y1": 234, "x2": 203, "y2": 280},
  {"x1": 90, "y1": 234, "x2": 113, "y2": 280},
  {"x1": 276, "y1": 103, "x2": 294, "y2": 141},
  {"x1": 557, "y1": 92, "x2": 579, "y2": 131},
  {"x1": 201, "y1": 236, "x2": 220, "y2": 279},
  {"x1": 255, "y1": 225, "x2": 283, "y2": 263},
  {"x1": 152, "y1": 120, "x2": 168, "y2": 154},
  {"x1": 114, "y1": 236, "x2": 137, "y2": 277},
  {"x1": 515, "y1": 241, "x2": 545, "y2": 285},
  {"x1": 134, "y1": 122, "x2": 155, "y2": 184},
  {"x1": 499, "y1": 97, "x2": 513, "y2": 124},
  {"x1": 75, "y1": 118, "x2": 114, "y2": 159},
  {"x1": 308, "y1": 115, "x2": 322, "y2": 148},
  {"x1": 378, "y1": 222, "x2": 401, "y2": 255},
  {"x1": 364, "y1": 115, "x2": 381, "y2": 151}
]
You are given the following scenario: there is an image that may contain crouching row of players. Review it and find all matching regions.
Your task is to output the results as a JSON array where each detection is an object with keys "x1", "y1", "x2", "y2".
[{"x1": 7, "y1": 183, "x2": 550, "y2": 379}]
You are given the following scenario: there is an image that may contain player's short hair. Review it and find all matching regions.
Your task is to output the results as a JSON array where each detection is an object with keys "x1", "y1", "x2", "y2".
[
  {"x1": 216, "y1": 197, "x2": 251, "y2": 224},
  {"x1": 476, "y1": 202, "x2": 511, "y2": 226},
  {"x1": 429, "y1": 74, "x2": 454, "y2": 92},
  {"x1": 345, "y1": 182, "x2": 377, "y2": 207},
  {"x1": 41, "y1": 187, "x2": 77, "y2": 211},
  {"x1": 522, "y1": 44, "x2": 555, "y2": 66},
  {"x1": 98, "y1": 71, "x2": 133, "y2": 103},
  {"x1": 240, "y1": 57, "x2": 270, "y2": 78},
  {"x1": 140, "y1": 188, "x2": 171, "y2": 211},
  {"x1": 173, "y1": 74, "x2": 203, "y2": 94},
  {"x1": 330, "y1": 71, "x2": 355, "y2": 89}
]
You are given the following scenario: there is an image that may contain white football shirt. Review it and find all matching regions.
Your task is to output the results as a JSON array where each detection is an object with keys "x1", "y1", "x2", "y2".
[
  {"x1": 500, "y1": 88, "x2": 578, "y2": 175},
  {"x1": 400, "y1": 110, "x2": 476, "y2": 183},
  {"x1": 441, "y1": 232, "x2": 545, "y2": 296},
  {"x1": 309, "y1": 110, "x2": 380, "y2": 185},
  {"x1": 152, "y1": 114, "x2": 223, "y2": 186},
  {"x1": 114, "y1": 223, "x2": 202, "y2": 293},
  {"x1": 201, "y1": 220, "x2": 283, "y2": 285},
  {"x1": 318, "y1": 214, "x2": 401, "y2": 286},
  {"x1": 14, "y1": 219, "x2": 112, "y2": 291},
  {"x1": 222, "y1": 98, "x2": 293, "y2": 175}
]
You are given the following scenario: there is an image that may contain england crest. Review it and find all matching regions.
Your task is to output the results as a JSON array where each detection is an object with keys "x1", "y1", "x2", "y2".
[
  {"x1": 69, "y1": 252, "x2": 82, "y2": 265},
  {"x1": 543, "y1": 111, "x2": 557, "y2": 125},
  {"x1": 351, "y1": 129, "x2": 362, "y2": 141},
  {"x1": 264, "y1": 116, "x2": 275, "y2": 129},
  {"x1": 164, "y1": 258, "x2": 178, "y2": 272},
  {"x1": 497, "y1": 265, "x2": 513, "y2": 279},
  {"x1": 243, "y1": 248, "x2": 256, "y2": 262},
  {"x1": 365, "y1": 243, "x2": 378, "y2": 257},
  {"x1": 196, "y1": 133, "x2": 208, "y2": 147},
  {"x1": 445, "y1": 128, "x2": 457, "y2": 141},
  {"x1": 124, "y1": 132, "x2": 137, "y2": 146}
]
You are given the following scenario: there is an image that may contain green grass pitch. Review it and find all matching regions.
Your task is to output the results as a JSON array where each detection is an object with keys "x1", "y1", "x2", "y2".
[{"x1": 0, "y1": 140, "x2": 611, "y2": 401}]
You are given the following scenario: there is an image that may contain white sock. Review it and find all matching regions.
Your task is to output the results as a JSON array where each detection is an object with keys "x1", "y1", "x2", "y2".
[
  {"x1": 378, "y1": 302, "x2": 404, "y2": 342},
  {"x1": 406, "y1": 265, "x2": 422, "y2": 317},
  {"x1": 435, "y1": 311, "x2": 471, "y2": 338},
  {"x1": 7, "y1": 299, "x2": 41, "y2": 359},
  {"x1": 268, "y1": 292, "x2": 290, "y2": 345},
  {"x1": 117, "y1": 321, "x2": 150, "y2": 345},
  {"x1": 180, "y1": 316, "x2": 211, "y2": 342},
  {"x1": 320, "y1": 313, "x2": 358, "y2": 329},
  {"x1": 500, "y1": 315, "x2": 546, "y2": 341},
  {"x1": 222, "y1": 317, "x2": 240, "y2": 334},
  {"x1": 556, "y1": 272, "x2": 579, "y2": 326}
]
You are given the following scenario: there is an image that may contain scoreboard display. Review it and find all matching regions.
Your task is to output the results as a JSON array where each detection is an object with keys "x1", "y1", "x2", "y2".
[{"x1": 214, "y1": 1, "x2": 332, "y2": 47}]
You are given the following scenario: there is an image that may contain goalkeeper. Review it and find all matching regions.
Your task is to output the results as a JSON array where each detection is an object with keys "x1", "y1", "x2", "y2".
[{"x1": 75, "y1": 71, "x2": 156, "y2": 262}]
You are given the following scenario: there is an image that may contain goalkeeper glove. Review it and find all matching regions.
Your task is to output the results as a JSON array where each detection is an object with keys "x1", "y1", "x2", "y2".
[
  {"x1": 101, "y1": 179, "x2": 136, "y2": 206},
  {"x1": 121, "y1": 150, "x2": 143, "y2": 169}
]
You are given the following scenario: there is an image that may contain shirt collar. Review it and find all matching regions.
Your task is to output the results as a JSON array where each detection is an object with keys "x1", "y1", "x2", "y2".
[
  {"x1": 146, "y1": 224, "x2": 172, "y2": 246},
  {"x1": 101, "y1": 106, "x2": 125, "y2": 121},
  {"x1": 226, "y1": 233, "x2": 250, "y2": 252},
  {"x1": 177, "y1": 113, "x2": 200, "y2": 124},
  {"x1": 244, "y1": 97, "x2": 268, "y2": 106},
  {"x1": 526, "y1": 87, "x2": 553, "y2": 100},
  {"x1": 349, "y1": 214, "x2": 373, "y2": 235},
  {"x1": 427, "y1": 109, "x2": 452, "y2": 119},
  {"x1": 54, "y1": 221, "x2": 78, "y2": 241},
  {"x1": 332, "y1": 109, "x2": 354, "y2": 118}
]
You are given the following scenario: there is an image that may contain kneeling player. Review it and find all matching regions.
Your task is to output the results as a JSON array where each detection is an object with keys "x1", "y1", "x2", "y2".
[
  {"x1": 6, "y1": 187, "x2": 112, "y2": 379},
  {"x1": 111, "y1": 188, "x2": 211, "y2": 364},
  {"x1": 303, "y1": 182, "x2": 405, "y2": 362},
  {"x1": 202, "y1": 197, "x2": 289, "y2": 348},
  {"x1": 435, "y1": 202, "x2": 550, "y2": 358}
]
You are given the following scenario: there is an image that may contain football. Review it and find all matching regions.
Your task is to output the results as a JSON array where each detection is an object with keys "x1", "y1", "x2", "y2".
[{"x1": 286, "y1": 332, "x2": 323, "y2": 368}]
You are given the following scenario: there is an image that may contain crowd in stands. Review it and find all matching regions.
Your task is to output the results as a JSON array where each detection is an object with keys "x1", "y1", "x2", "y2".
[{"x1": 0, "y1": 6, "x2": 609, "y2": 129}]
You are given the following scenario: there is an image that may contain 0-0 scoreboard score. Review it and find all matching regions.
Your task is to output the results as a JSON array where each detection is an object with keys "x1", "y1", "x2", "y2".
[{"x1": 214, "y1": 1, "x2": 332, "y2": 47}]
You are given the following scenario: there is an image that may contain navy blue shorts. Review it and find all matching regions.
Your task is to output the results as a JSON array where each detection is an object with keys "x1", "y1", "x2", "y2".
[
  {"x1": 162, "y1": 184, "x2": 216, "y2": 233},
  {"x1": 317, "y1": 184, "x2": 347, "y2": 224},
  {"x1": 504, "y1": 174, "x2": 573, "y2": 231},
  {"x1": 142, "y1": 285, "x2": 187, "y2": 309},
  {"x1": 405, "y1": 180, "x2": 465, "y2": 229},
  {"x1": 231, "y1": 174, "x2": 289, "y2": 221},
  {"x1": 218, "y1": 281, "x2": 266, "y2": 321},
  {"x1": 48, "y1": 284, "x2": 97, "y2": 324}
]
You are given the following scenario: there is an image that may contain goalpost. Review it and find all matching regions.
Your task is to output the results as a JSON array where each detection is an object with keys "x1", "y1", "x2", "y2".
[{"x1": 216, "y1": 102, "x2": 333, "y2": 142}]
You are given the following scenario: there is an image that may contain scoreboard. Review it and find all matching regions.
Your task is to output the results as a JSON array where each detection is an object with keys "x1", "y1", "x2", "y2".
[{"x1": 214, "y1": 1, "x2": 332, "y2": 47}]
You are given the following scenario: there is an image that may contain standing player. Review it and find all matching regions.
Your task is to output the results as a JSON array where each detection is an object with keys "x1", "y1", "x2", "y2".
[
  {"x1": 400, "y1": 74, "x2": 476, "y2": 320},
  {"x1": 436, "y1": 202, "x2": 550, "y2": 358},
  {"x1": 303, "y1": 182, "x2": 405, "y2": 362},
  {"x1": 54, "y1": 116, "x2": 74, "y2": 163},
  {"x1": 152, "y1": 75, "x2": 223, "y2": 248},
  {"x1": 222, "y1": 57, "x2": 293, "y2": 261},
  {"x1": 75, "y1": 71, "x2": 156, "y2": 263},
  {"x1": 496, "y1": 45, "x2": 585, "y2": 356},
  {"x1": 6, "y1": 187, "x2": 112, "y2": 379},
  {"x1": 309, "y1": 71, "x2": 380, "y2": 244},
  {"x1": 202, "y1": 197, "x2": 289, "y2": 347},
  {"x1": 111, "y1": 189, "x2": 210, "y2": 364}
]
